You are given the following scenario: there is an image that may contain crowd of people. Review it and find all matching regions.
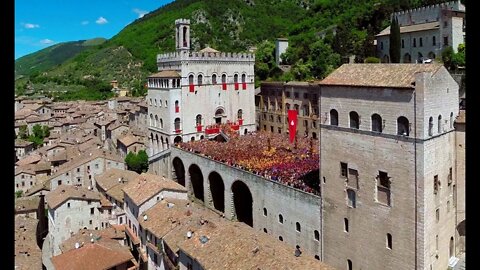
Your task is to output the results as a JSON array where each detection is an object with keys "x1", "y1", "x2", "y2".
[{"x1": 177, "y1": 131, "x2": 320, "y2": 195}]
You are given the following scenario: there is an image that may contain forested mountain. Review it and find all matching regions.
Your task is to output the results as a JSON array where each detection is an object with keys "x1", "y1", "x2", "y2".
[{"x1": 15, "y1": 0, "x2": 460, "y2": 100}]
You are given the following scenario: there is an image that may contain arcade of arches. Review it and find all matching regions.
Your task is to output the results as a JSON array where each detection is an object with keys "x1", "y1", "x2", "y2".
[{"x1": 172, "y1": 157, "x2": 254, "y2": 227}]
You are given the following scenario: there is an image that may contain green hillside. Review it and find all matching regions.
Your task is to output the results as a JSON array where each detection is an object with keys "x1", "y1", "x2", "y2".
[
  {"x1": 15, "y1": 0, "x2": 454, "y2": 100},
  {"x1": 15, "y1": 38, "x2": 106, "y2": 78}
]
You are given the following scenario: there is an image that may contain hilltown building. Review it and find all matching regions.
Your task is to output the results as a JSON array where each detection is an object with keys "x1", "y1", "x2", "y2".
[
  {"x1": 375, "y1": 1, "x2": 465, "y2": 63},
  {"x1": 319, "y1": 63, "x2": 461, "y2": 270},
  {"x1": 147, "y1": 19, "x2": 256, "y2": 158}
]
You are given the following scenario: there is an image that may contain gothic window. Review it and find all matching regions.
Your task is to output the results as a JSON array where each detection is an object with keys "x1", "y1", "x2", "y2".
[
  {"x1": 196, "y1": 114, "x2": 202, "y2": 126},
  {"x1": 330, "y1": 109, "x2": 338, "y2": 126},
  {"x1": 155, "y1": 115, "x2": 159, "y2": 127},
  {"x1": 174, "y1": 118, "x2": 181, "y2": 131},
  {"x1": 197, "y1": 74, "x2": 203, "y2": 86},
  {"x1": 371, "y1": 114, "x2": 382, "y2": 133},
  {"x1": 212, "y1": 74, "x2": 217, "y2": 85},
  {"x1": 429, "y1": 116, "x2": 434, "y2": 136},
  {"x1": 397, "y1": 116, "x2": 409, "y2": 136},
  {"x1": 433, "y1": 36, "x2": 436, "y2": 46},
  {"x1": 438, "y1": 115, "x2": 442, "y2": 134},
  {"x1": 344, "y1": 218, "x2": 349, "y2": 232},
  {"x1": 349, "y1": 111, "x2": 359, "y2": 129},
  {"x1": 434, "y1": 175, "x2": 440, "y2": 194},
  {"x1": 413, "y1": 38, "x2": 417, "y2": 47},
  {"x1": 387, "y1": 233, "x2": 393, "y2": 249},
  {"x1": 296, "y1": 222, "x2": 301, "y2": 232},
  {"x1": 237, "y1": 109, "x2": 243, "y2": 119},
  {"x1": 450, "y1": 112, "x2": 454, "y2": 129},
  {"x1": 278, "y1": 214, "x2": 283, "y2": 224}
]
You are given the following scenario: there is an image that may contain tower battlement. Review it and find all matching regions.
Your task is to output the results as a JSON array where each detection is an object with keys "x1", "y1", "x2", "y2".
[
  {"x1": 157, "y1": 51, "x2": 255, "y2": 63},
  {"x1": 391, "y1": 0, "x2": 464, "y2": 26},
  {"x1": 175, "y1": 18, "x2": 190, "y2": 25}
]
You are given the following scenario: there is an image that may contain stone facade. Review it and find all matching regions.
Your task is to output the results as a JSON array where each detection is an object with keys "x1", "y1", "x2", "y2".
[
  {"x1": 258, "y1": 81, "x2": 320, "y2": 139},
  {"x1": 147, "y1": 19, "x2": 256, "y2": 157},
  {"x1": 319, "y1": 65, "x2": 459, "y2": 270},
  {"x1": 376, "y1": 0, "x2": 465, "y2": 62}
]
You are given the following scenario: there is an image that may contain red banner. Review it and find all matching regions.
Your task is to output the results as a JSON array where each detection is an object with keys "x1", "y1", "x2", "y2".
[{"x1": 288, "y1": 110, "x2": 298, "y2": 143}]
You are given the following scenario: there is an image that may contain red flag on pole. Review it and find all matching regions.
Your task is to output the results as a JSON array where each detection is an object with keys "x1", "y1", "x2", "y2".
[{"x1": 288, "y1": 110, "x2": 298, "y2": 143}]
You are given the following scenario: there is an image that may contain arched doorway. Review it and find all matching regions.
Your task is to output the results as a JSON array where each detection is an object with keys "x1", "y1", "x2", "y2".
[
  {"x1": 208, "y1": 172, "x2": 225, "y2": 212},
  {"x1": 172, "y1": 157, "x2": 185, "y2": 186},
  {"x1": 232, "y1": 180, "x2": 253, "y2": 227},
  {"x1": 174, "y1": 136, "x2": 182, "y2": 144},
  {"x1": 403, "y1": 53, "x2": 411, "y2": 63},
  {"x1": 188, "y1": 164, "x2": 204, "y2": 202},
  {"x1": 215, "y1": 108, "x2": 224, "y2": 124}
]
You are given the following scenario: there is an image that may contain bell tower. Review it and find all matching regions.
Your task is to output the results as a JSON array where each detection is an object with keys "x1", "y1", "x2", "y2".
[{"x1": 175, "y1": 19, "x2": 190, "y2": 52}]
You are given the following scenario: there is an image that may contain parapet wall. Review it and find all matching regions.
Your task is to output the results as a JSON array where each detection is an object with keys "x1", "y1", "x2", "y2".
[
  {"x1": 157, "y1": 51, "x2": 255, "y2": 63},
  {"x1": 392, "y1": 0, "x2": 464, "y2": 26}
]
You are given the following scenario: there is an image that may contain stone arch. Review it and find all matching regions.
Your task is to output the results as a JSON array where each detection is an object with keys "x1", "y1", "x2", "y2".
[
  {"x1": 208, "y1": 171, "x2": 225, "y2": 212},
  {"x1": 403, "y1": 53, "x2": 411, "y2": 63},
  {"x1": 155, "y1": 134, "x2": 159, "y2": 154},
  {"x1": 428, "y1": 51, "x2": 436, "y2": 60},
  {"x1": 174, "y1": 136, "x2": 182, "y2": 144},
  {"x1": 172, "y1": 157, "x2": 185, "y2": 186},
  {"x1": 188, "y1": 164, "x2": 204, "y2": 202},
  {"x1": 231, "y1": 180, "x2": 253, "y2": 227}
]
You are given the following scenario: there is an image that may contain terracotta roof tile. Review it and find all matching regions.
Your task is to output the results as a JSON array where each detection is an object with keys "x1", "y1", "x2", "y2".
[
  {"x1": 122, "y1": 173, "x2": 187, "y2": 206},
  {"x1": 46, "y1": 185, "x2": 101, "y2": 209},
  {"x1": 376, "y1": 21, "x2": 440, "y2": 36},
  {"x1": 148, "y1": 70, "x2": 181, "y2": 78},
  {"x1": 320, "y1": 63, "x2": 443, "y2": 88}
]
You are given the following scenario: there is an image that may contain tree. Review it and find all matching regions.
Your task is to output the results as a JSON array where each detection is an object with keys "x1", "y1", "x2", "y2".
[
  {"x1": 442, "y1": 46, "x2": 454, "y2": 69},
  {"x1": 389, "y1": 16, "x2": 401, "y2": 63},
  {"x1": 18, "y1": 125, "x2": 28, "y2": 139},
  {"x1": 125, "y1": 150, "x2": 149, "y2": 173},
  {"x1": 15, "y1": 190, "x2": 23, "y2": 198}
]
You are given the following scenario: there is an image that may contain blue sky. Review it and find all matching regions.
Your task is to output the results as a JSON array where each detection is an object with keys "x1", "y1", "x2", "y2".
[{"x1": 15, "y1": 0, "x2": 174, "y2": 59}]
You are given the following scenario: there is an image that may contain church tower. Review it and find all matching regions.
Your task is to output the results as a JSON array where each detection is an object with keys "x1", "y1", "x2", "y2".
[{"x1": 175, "y1": 19, "x2": 190, "y2": 52}]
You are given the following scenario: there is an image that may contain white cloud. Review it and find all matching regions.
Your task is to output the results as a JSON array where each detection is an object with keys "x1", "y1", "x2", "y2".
[
  {"x1": 81, "y1": 21, "x2": 89, "y2": 25},
  {"x1": 133, "y1": 8, "x2": 148, "y2": 18},
  {"x1": 96, "y1": 17, "x2": 108, "y2": 25},
  {"x1": 23, "y1": 23, "x2": 40, "y2": 29},
  {"x1": 40, "y1": 39, "x2": 54, "y2": 45}
]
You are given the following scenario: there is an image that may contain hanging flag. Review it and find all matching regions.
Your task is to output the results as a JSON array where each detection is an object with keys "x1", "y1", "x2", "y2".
[{"x1": 288, "y1": 109, "x2": 298, "y2": 143}]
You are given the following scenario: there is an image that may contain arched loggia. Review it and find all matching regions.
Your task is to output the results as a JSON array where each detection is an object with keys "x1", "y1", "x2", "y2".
[
  {"x1": 188, "y1": 164, "x2": 204, "y2": 202},
  {"x1": 172, "y1": 157, "x2": 185, "y2": 187},
  {"x1": 208, "y1": 172, "x2": 225, "y2": 212}
]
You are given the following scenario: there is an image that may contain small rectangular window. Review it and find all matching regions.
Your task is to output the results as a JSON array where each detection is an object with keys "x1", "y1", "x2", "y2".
[
  {"x1": 448, "y1": 167, "x2": 452, "y2": 185},
  {"x1": 303, "y1": 93, "x2": 309, "y2": 99},
  {"x1": 401, "y1": 39, "x2": 404, "y2": 48},
  {"x1": 419, "y1": 37, "x2": 423, "y2": 47},
  {"x1": 294, "y1": 92, "x2": 299, "y2": 98},
  {"x1": 436, "y1": 208, "x2": 440, "y2": 222},
  {"x1": 91, "y1": 208, "x2": 94, "y2": 215},
  {"x1": 443, "y1": 36, "x2": 449, "y2": 46},
  {"x1": 387, "y1": 234, "x2": 393, "y2": 249},
  {"x1": 347, "y1": 168, "x2": 359, "y2": 189},
  {"x1": 286, "y1": 92, "x2": 290, "y2": 98},
  {"x1": 340, "y1": 162, "x2": 348, "y2": 177},
  {"x1": 434, "y1": 175, "x2": 439, "y2": 194},
  {"x1": 377, "y1": 171, "x2": 391, "y2": 206}
]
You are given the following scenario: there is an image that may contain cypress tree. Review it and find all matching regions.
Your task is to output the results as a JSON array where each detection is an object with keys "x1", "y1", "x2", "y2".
[{"x1": 389, "y1": 16, "x2": 401, "y2": 63}]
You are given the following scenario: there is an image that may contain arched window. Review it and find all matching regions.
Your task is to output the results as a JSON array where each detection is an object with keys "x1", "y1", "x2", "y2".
[
  {"x1": 237, "y1": 109, "x2": 243, "y2": 119},
  {"x1": 371, "y1": 114, "x2": 382, "y2": 132},
  {"x1": 349, "y1": 111, "x2": 359, "y2": 129},
  {"x1": 212, "y1": 74, "x2": 217, "y2": 85},
  {"x1": 344, "y1": 218, "x2": 349, "y2": 232},
  {"x1": 174, "y1": 118, "x2": 181, "y2": 131},
  {"x1": 154, "y1": 115, "x2": 159, "y2": 127},
  {"x1": 296, "y1": 222, "x2": 301, "y2": 232},
  {"x1": 314, "y1": 230, "x2": 320, "y2": 241},
  {"x1": 221, "y1": 74, "x2": 227, "y2": 90},
  {"x1": 397, "y1": 116, "x2": 409, "y2": 136},
  {"x1": 149, "y1": 114, "x2": 153, "y2": 126},
  {"x1": 160, "y1": 119, "x2": 163, "y2": 129},
  {"x1": 149, "y1": 98, "x2": 152, "y2": 106},
  {"x1": 197, "y1": 74, "x2": 203, "y2": 86},
  {"x1": 347, "y1": 259, "x2": 353, "y2": 270},
  {"x1": 263, "y1": 208, "x2": 267, "y2": 216},
  {"x1": 165, "y1": 101, "x2": 168, "y2": 107},
  {"x1": 278, "y1": 214, "x2": 283, "y2": 224},
  {"x1": 438, "y1": 115, "x2": 442, "y2": 134},
  {"x1": 159, "y1": 100, "x2": 162, "y2": 107},
  {"x1": 404, "y1": 53, "x2": 411, "y2": 63},
  {"x1": 241, "y1": 73, "x2": 247, "y2": 89},
  {"x1": 234, "y1": 74, "x2": 239, "y2": 90},
  {"x1": 196, "y1": 114, "x2": 202, "y2": 126},
  {"x1": 302, "y1": 105, "x2": 309, "y2": 116},
  {"x1": 175, "y1": 100, "x2": 179, "y2": 113},
  {"x1": 330, "y1": 109, "x2": 338, "y2": 126},
  {"x1": 154, "y1": 99, "x2": 157, "y2": 107},
  {"x1": 450, "y1": 112, "x2": 454, "y2": 129},
  {"x1": 189, "y1": 74, "x2": 194, "y2": 92},
  {"x1": 429, "y1": 116, "x2": 434, "y2": 136}
]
